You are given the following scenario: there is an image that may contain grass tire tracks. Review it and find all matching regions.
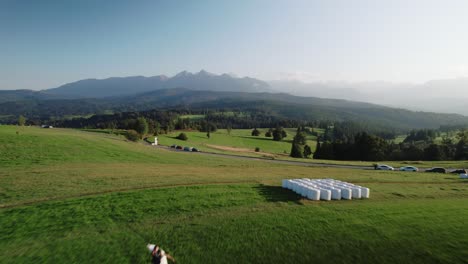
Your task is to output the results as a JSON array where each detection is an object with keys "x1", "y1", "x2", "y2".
[{"x1": 0, "y1": 180, "x2": 260, "y2": 210}]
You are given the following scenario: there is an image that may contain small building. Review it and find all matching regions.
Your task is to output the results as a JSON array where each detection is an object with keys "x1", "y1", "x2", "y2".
[{"x1": 151, "y1": 137, "x2": 158, "y2": 146}]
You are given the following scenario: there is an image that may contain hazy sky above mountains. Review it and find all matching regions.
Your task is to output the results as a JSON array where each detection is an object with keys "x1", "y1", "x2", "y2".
[{"x1": 1, "y1": 0, "x2": 468, "y2": 90}]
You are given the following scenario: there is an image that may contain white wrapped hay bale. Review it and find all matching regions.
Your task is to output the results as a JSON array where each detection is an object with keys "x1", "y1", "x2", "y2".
[
  {"x1": 351, "y1": 188, "x2": 362, "y2": 199},
  {"x1": 359, "y1": 187, "x2": 370, "y2": 198},
  {"x1": 299, "y1": 185, "x2": 309, "y2": 197},
  {"x1": 282, "y1": 178, "x2": 369, "y2": 201},
  {"x1": 282, "y1": 179, "x2": 288, "y2": 188},
  {"x1": 339, "y1": 188, "x2": 352, "y2": 200},
  {"x1": 306, "y1": 188, "x2": 320, "y2": 200},
  {"x1": 319, "y1": 188, "x2": 331, "y2": 201},
  {"x1": 292, "y1": 182, "x2": 299, "y2": 193},
  {"x1": 329, "y1": 188, "x2": 341, "y2": 200}
]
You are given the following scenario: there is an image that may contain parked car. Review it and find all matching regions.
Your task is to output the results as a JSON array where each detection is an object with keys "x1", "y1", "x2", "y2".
[
  {"x1": 399, "y1": 166, "x2": 419, "y2": 172},
  {"x1": 191, "y1": 147, "x2": 200, "y2": 152},
  {"x1": 376, "y1": 164, "x2": 394, "y2": 171},
  {"x1": 183, "y1": 146, "x2": 192, "y2": 151},
  {"x1": 170, "y1": 144, "x2": 177, "y2": 148},
  {"x1": 450, "y1": 169, "x2": 467, "y2": 174},
  {"x1": 425, "y1": 167, "x2": 446, "y2": 173},
  {"x1": 176, "y1": 145, "x2": 183, "y2": 150}
]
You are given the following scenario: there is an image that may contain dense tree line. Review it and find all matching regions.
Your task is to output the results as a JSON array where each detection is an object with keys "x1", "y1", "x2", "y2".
[
  {"x1": 314, "y1": 129, "x2": 468, "y2": 161},
  {"x1": 50, "y1": 109, "x2": 318, "y2": 132}
]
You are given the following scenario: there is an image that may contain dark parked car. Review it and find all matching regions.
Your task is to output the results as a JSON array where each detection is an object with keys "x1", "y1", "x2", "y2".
[
  {"x1": 191, "y1": 147, "x2": 200, "y2": 152},
  {"x1": 425, "y1": 167, "x2": 446, "y2": 173},
  {"x1": 450, "y1": 169, "x2": 467, "y2": 174},
  {"x1": 176, "y1": 145, "x2": 183, "y2": 150},
  {"x1": 183, "y1": 146, "x2": 192, "y2": 151},
  {"x1": 170, "y1": 144, "x2": 177, "y2": 148}
]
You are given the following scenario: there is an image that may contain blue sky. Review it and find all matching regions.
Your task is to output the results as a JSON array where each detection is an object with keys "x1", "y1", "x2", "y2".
[{"x1": 1, "y1": 0, "x2": 468, "y2": 90}]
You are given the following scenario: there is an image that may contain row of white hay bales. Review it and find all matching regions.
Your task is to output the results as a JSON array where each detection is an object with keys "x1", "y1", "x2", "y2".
[{"x1": 282, "y1": 178, "x2": 370, "y2": 201}]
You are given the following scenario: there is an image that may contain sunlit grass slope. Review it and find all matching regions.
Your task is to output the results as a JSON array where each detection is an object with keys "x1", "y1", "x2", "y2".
[
  {"x1": 155, "y1": 128, "x2": 318, "y2": 155},
  {"x1": 0, "y1": 125, "x2": 467, "y2": 263}
]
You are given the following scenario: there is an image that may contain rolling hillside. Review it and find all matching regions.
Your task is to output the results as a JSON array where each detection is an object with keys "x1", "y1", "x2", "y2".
[
  {"x1": 1, "y1": 126, "x2": 467, "y2": 263},
  {"x1": 2, "y1": 88, "x2": 468, "y2": 130}
]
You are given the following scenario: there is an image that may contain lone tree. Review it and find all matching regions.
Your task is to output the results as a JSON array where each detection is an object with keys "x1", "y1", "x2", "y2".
[
  {"x1": 265, "y1": 128, "x2": 272, "y2": 137},
  {"x1": 153, "y1": 122, "x2": 161, "y2": 136},
  {"x1": 125, "y1": 130, "x2": 140, "y2": 142},
  {"x1": 251, "y1": 128, "x2": 261, "y2": 136},
  {"x1": 303, "y1": 145, "x2": 312, "y2": 158},
  {"x1": 135, "y1": 117, "x2": 148, "y2": 138},
  {"x1": 313, "y1": 140, "x2": 321, "y2": 159},
  {"x1": 176, "y1": 132, "x2": 188, "y2": 141},
  {"x1": 272, "y1": 127, "x2": 287, "y2": 141},
  {"x1": 290, "y1": 143, "x2": 304, "y2": 158},
  {"x1": 290, "y1": 127, "x2": 308, "y2": 158},
  {"x1": 18, "y1": 115, "x2": 26, "y2": 126}
]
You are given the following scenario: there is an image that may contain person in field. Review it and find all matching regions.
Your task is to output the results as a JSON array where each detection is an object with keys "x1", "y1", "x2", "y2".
[{"x1": 150, "y1": 245, "x2": 176, "y2": 264}]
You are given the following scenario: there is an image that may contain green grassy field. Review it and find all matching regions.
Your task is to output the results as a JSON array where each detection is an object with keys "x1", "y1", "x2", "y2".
[
  {"x1": 153, "y1": 128, "x2": 317, "y2": 157},
  {"x1": 150, "y1": 128, "x2": 468, "y2": 168},
  {"x1": 0, "y1": 126, "x2": 467, "y2": 263}
]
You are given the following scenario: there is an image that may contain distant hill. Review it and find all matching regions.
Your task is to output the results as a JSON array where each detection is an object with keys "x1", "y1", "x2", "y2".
[
  {"x1": 44, "y1": 70, "x2": 272, "y2": 98},
  {"x1": 2, "y1": 88, "x2": 468, "y2": 130},
  {"x1": 269, "y1": 78, "x2": 468, "y2": 115},
  {"x1": 0, "y1": 89, "x2": 59, "y2": 103}
]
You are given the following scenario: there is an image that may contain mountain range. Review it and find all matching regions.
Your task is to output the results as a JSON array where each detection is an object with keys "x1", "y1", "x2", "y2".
[
  {"x1": 1, "y1": 70, "x2": 468, "y2": 130},
  {"x1": 44, "y1": 70, "x2": 272, "y2": 98}
]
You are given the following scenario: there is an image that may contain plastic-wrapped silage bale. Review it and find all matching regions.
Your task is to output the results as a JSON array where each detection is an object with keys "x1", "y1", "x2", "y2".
[
  {"x1": 351, "y1": 187, "x2": 362, "y2": 199},
  {"x1": 338, "y1": 187, "x2": 352, "y2": 200},
  {"x1": 306, "y1": 188, "x2": 320, "y2": 200},
  {"x1": 299, "y1": 184, "x2": 309, "y2": 197},
  {"x1": 357, "y1": 186, "x2": 370, "y2": 198},
  {"x1": 318, "y1": 188, "x2": 331, "y2": 200},
  {"x1": 297, "y1": 183, "x2": 307, "y2": 196},
  {"x1": 296, "y1": 183, "x2": 305, "y2": 195},
  {"x1": 291, "y1": 182, "x2": 298, "y2": 193},
  {"x1": 329, "y1": 188, "x2": 341, "y2": 200},
  {"x1": 317, "y1": 185, "x2": 341, "y2": 200}
]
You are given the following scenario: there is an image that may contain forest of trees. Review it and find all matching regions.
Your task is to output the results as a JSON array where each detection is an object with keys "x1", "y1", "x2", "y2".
[
  {"x1": 50, "y1": 109, "x2": 323, "y2": 134},
  {"x1": 314, "y1": 128, "x2": 468, "y2": 161},
  {"x1": 17, "y1": 106, "x2": 468, "y2": 162}
]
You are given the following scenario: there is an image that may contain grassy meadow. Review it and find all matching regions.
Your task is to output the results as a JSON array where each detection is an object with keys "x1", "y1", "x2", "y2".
[
  {"x1": 150, "y1": 128, "x2": 468, "y2": 168},
  {"x1": 0, "y1": 125, "x2": 467, "y2": 263},
  {"x1": 154, "y1": 128, "x2": 317, "y2": 157}
]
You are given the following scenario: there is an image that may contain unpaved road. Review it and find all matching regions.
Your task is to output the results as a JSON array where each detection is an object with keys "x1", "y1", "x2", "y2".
[{"x1": 151, "y1": 144, "x2": 375, "y2": 170}]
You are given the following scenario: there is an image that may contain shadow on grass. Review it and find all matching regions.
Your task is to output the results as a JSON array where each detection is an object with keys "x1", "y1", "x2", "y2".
[{"x1": 254, "y1": 184, "x2": 303, "y2": 205}]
